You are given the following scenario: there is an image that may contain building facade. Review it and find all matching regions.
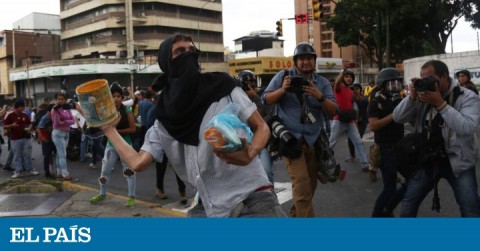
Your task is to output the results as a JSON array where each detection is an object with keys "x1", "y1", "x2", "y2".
[
  {"x1": 294, "y1": 0, "x2": 377, "y2": 84},
  {"x1": 0, "y1": 30, "x2": 61, "y2": 96},
  {"x1": 8, "y1": 0, "x2": 228, "y2": 106},
  {"x1": 60, "y1": 0, "x2": 224, "y2": 66},
  {"x1": 403, "y1": 50, "x2": 480, "y2": 88}
]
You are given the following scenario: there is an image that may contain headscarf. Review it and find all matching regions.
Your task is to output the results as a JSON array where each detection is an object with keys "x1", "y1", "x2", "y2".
[{"x1": 152, "y1": 35, "x2": 236, "y2": 146}]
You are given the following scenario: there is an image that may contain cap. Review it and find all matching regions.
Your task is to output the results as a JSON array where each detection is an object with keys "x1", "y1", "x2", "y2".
[
  {"x1": 14, "y1": 99, "x2": 26, "y2": 108},
  {"x1": 134, "y1": 90, "x2": 141, "y2": 95}
]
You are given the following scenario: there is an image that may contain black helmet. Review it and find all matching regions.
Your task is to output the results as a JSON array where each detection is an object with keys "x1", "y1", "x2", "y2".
[
  {"x1": 351, "y1": 82, "x2": 362, "y2": 91},
  {"x1": 376, "y1": 67, "x2": 403, "y2": 88},
  {"x1": 456, "y1": 69, "x2": 471, "y2": 81},
  {"x1": 238, "y1": 70, "x2": 256, "y2": 83},
  {"x1": 110, "y1": 82, "x2": 123, "y2": 95},
  {"x1": 293, "y1": 42, "x2": 317, "y2": 61}
]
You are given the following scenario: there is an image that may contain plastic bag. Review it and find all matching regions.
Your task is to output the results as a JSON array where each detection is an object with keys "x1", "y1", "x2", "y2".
[{"x1": 204, "y1": 103, "x2": 253, "y2": 152}]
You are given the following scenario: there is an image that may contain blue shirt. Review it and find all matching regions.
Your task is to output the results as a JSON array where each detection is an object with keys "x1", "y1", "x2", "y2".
[
  {"x1": 139, "y1": 99, "x2": 154, "y2": 127},
  {"x1": 37, "y1": 114, "x2": 51, "y2": 129},
  {"x1": 262, "y1": 68, "x2": 336, "y2": 146}
]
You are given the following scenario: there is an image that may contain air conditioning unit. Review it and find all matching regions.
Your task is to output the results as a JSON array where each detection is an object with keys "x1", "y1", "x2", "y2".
[{"x1": 122, "y1": 30, "x2": 127, "y2": 35}]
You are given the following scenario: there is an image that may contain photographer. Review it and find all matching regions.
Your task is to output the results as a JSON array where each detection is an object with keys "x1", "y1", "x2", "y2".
[
  {"x1": 393, "y1": 60, "x2": 480, "y2": 217},
  {"x1": 238, "y1": 70, "x2": 274, "y2": 183},
  {"x1": 262, "y1": 42, "x2": 337, "y2": 217},
  {"x1": 367, "y1": 68, "x2": 406, "y2": 217}
]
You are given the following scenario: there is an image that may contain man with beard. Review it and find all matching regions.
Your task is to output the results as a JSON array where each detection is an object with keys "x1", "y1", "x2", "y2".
[
  {"x1": 262, "y1": 42, "x2": 337, "y2": 217},
  {"x1": 99, "y1": 34, "x2": 285, "y2": 218}
]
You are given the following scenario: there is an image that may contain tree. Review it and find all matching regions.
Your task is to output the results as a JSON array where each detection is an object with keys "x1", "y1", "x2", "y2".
[{"x1": 327, "y1": 0, "x2": 480, "y2": 69}]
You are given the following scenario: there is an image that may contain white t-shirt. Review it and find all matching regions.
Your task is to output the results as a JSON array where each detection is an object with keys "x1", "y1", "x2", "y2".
[
  {"x1": 122, "y1": 99, "x2": 134, "y2": 108},
  {"x1": 70, "y1": 109, "x2": 86, "y2": 129}
]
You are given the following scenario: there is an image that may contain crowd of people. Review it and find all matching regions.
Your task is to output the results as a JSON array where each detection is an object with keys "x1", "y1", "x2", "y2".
[{"x1": 1, "y1": 33, "x2": 479, "y2": 218}]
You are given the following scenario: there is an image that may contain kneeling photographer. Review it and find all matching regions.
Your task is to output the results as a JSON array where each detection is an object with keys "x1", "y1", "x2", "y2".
[
  {"x1": 393, "y1": 60, "x2": 480, "y2": 217},
  {"x1": 262, "y1": 42, "x2": 337, "y2": 217}
]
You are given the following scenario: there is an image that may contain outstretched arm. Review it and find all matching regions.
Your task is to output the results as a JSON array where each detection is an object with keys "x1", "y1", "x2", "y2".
[{"x1": 103, "y1": 123, "x2": 153, "y2": 172}]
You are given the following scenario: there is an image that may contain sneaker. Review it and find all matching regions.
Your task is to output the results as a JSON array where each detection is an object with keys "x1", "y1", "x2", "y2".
[
  {"x1": 369, "y1": 170, "x2": 377, "y2": 182},
  {"x1": 89, "y1": 163, "x2": 97, "y2": 169},
  {"x1": 126, "y1": 198, "x2": 136, "y2": 207},
  {"x1": 29, "y1": 170, "x2": 40, "y2": 176},
  {"x1": 155, "y1": 189, "x2": 168, "y2": 200},
  {"x1": 345, "y1": 157, "x2": 356, "y2": 162},
  {"x1": 11, "y1": 172, "x2": 21, "y2": 179},
  {"x1": 361, "y1": 166, "x2": 370, "y2": 172},
  {"x1": 90, "y1": 195, "x2": 106, "y2": 204}
]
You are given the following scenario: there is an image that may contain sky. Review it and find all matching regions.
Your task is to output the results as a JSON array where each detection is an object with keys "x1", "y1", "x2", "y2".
[{"x1": 0, "y1": 0, "x2": 478, "y2": 56}]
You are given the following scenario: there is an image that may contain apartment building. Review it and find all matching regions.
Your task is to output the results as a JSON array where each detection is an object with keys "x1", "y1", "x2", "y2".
[
  {"x1": 8, "y1": 0, "x2": 227, "y2": 105},
  {"x1": 294, "y1": 0, "x2": 377, "y2": 83},
  {"x1": 0, "y1": 12, "x2": 61, "y2": 97},
  {"x1": 60, "y1": 0, "x2": 224, "y2": 68}
]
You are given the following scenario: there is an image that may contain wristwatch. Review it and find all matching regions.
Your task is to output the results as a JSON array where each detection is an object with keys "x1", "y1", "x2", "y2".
[{"x1": 318, "y1": 95, "x2": 326, "y2": 102}]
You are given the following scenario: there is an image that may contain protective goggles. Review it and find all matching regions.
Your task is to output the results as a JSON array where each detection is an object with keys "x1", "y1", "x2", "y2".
[{"x1": 384, "y1": 79, "x2": 403, "y2": 92}]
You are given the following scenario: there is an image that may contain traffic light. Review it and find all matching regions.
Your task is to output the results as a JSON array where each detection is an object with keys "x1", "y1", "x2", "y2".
[
  {"x1": 276, "y1": 20, "x2": 283, "y2": 37},
  {"x1": 312, "y1": 0, "x2": 323, "y2": 21}
]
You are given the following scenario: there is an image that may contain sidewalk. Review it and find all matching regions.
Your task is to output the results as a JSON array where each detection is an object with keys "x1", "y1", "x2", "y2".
[{"x1": 0, "y1": 175, "x2": 186, "y2": 218}]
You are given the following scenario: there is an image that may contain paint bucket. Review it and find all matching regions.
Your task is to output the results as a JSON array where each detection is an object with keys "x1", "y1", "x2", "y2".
[{"x1": 76, "y1": 79, "x2": 118, "y2": 127}]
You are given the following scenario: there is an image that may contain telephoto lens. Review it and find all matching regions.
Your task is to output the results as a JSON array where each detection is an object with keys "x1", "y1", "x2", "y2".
[{"x1": 271, "y1": 120, "x2": 297, "y2": 146}]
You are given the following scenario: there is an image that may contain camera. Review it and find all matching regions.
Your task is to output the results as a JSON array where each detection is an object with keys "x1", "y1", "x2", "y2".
[
  {"x1": 241, "y1": 81, "x2": 251, "y2": 91},
  {"x1": 413, "y1": 76, "x2": 437, "y2": 92},
  {"x1": 289, "y1": 76, "x2": 309, "y2": 94},
  {"x1": 271, "y1": 119, "x2": 297, "y2": 146}
]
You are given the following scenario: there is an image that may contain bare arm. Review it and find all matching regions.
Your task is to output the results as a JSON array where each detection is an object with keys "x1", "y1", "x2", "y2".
[
  {"x1": 103, "y1": 124, "x2": 153, "y2": 172},
  {"x1": 334, "y1": 71, "x2": 344, "y2": 92},
  {"x1": 264, "y1": 84, "x2": 287, "y2": 105}
]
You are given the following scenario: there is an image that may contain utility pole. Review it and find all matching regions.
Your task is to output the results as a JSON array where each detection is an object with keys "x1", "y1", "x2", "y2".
[{"x1": 125, "y1": 0, "x2": 135, "y2": 90}]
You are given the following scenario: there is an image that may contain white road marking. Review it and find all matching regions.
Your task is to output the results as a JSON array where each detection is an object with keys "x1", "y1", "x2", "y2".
[
  {"x1": 273, "y1": 182, "x2": 292, "y2": 205},
  {"x1": 163, "y1": 182, "x2": 293, "y2": 211}
]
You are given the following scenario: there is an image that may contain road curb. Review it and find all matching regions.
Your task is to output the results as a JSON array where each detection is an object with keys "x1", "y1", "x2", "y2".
[{"x1": 61, "y1": 181, "x2": 186, "y2": 217}]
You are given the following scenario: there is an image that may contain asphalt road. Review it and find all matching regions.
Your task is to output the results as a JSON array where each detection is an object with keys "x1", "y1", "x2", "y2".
[{"x1": 1, "y1": 127, "x2": 478, "y2": 217}]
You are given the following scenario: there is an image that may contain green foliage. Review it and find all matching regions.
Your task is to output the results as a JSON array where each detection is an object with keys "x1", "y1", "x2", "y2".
[{"x1": 326, "y1": 0, "x2": 479, "y2": 69}]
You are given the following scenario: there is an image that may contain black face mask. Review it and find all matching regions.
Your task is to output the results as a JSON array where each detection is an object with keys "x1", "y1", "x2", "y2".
[{"x1": 168, "y1": 51, "x2": 200, "y2": 78}]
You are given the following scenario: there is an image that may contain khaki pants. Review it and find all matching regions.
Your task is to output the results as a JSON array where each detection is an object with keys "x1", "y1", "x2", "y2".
[{"x1": 283, "y1": 143, "x2": 318, "y2": 217}]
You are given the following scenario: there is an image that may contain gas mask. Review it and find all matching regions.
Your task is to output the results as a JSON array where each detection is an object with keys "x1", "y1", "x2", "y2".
[{"x1": 384, "y1": 79, "x2": 403, "y2": 103}]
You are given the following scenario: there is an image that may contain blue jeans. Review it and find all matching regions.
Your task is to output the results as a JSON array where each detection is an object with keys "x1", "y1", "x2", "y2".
[
  {"x1": 400, "y1": 164, "x2": 480, "y2": 217},
  {"x1": 80, "y1": 132, "x2": 87, "y2": 162},
  {"x1": 328, "y1": 120, "x2": 368, "y2": 167},
  {"x1": 372, "y1": 144, "x2": 404, "y2": 217},
  {"x1": 80, "y1": 135, "x2": 105, "y2": 164},
  {"x1": 52, "y1": 129, "x2": 70, "y2": 177},
  {"x1": 98, "y1": 144, "x2": 136, "y2": 197},
  {"x1": 11, "y1": 138, "x2": 33, "y2": 173},
  {"x1": 259, "y1": 148, "x2": 274, "y2": 184}
]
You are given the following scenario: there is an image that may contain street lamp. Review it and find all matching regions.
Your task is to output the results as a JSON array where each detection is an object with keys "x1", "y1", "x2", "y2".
[
  {"x1": 197, "y1": 0, "x2": 216, "y2": 51},
  {"x1": 128, "y1": 58, "x2": 137, "y2": 91}
]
